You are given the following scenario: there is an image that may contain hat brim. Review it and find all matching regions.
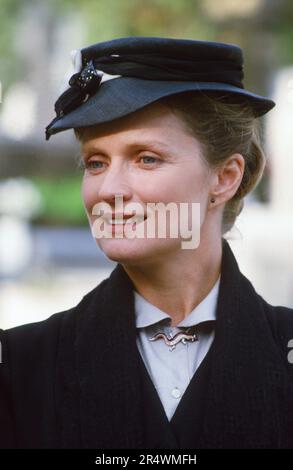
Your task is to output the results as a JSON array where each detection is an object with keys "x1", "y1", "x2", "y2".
[{"x1": 46, "y1": 77, "x2": 275, "y2": 137}]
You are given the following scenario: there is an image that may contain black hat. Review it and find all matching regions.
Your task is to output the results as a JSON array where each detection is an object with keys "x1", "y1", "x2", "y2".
[{"x1": 45, "y1": 36, "x2": 275, "y2": 140}]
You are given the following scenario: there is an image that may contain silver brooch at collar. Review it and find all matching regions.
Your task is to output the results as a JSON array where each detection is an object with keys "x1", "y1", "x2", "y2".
[{"x1": 148, "y1": 326, "x2": 198, "y2": 352}]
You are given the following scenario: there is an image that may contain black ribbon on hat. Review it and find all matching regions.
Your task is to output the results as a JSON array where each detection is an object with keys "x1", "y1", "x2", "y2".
[
  {"x1": 95, "y1": 53, "x2": 243, "y2": 85},
  {"x1": 46, "y1": 53, "x2": 243, "y2": 140},
  {"x1": 54, "y1": 60, "x2": 104, "y2": 118}
]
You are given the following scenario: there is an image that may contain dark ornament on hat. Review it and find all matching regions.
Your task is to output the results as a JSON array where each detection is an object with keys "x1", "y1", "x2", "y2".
[
  {"x1": 69, "y1": 60, "x2": 103, "y2": 91},
  {"x1": 55, "y1": 61, "x2": 103, "y2": 118},
  {"x1": 45, "y1": 60, "x2": 104, "y2": 140}
]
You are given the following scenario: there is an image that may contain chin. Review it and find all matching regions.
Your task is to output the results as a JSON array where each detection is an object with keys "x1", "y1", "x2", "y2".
[{"x1": 96, "y1": 237, "x2": 178, "y2": 266}]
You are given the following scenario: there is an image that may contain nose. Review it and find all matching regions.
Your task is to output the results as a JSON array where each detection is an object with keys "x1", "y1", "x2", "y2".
[{"x1": 97, "y1": 161, "x2": 133, "y2": 205}]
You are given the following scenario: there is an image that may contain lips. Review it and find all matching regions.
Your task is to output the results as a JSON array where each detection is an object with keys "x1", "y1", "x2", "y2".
[{"x1": 103, "y1": 213, "x2": 147, "y2": 225}]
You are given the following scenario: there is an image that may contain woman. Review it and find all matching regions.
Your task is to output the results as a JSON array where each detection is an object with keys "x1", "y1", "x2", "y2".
[{"x1": 1, "y1": 37, "x2": 293, "y2": 449}]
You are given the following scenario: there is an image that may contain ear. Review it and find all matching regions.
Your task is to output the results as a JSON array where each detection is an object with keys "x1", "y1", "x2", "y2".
[{"x1": 210, "y1": 154, "x2": 245, "y2": 206}]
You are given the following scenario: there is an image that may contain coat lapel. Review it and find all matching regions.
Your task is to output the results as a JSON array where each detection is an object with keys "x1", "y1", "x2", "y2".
[
  {"x1": 75, "y1": 265, "x2": 145, "y2": 448},
  {"x1": 56, "y1": 261, "x2": 146, "y2": 448},
  {"x1": 57, "y1": 238, "x2": 293, "y2": 448},
  {"x1": 201, "y1": 239, "x2": 293, "y2": 448}
]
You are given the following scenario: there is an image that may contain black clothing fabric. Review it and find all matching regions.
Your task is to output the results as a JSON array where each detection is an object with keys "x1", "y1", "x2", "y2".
[
  {"x1": 0, "y1": 238, "x2": 293, "y2": 448},
  {"x1": 45, "y1": 37, "x2": 275, "y2": 139}
]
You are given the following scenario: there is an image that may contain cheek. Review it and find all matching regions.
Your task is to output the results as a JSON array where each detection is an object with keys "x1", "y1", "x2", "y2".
[
  {"x1": 156, "y1": 167, "x2": 209, "y2": 204},
  {"x1": 81, "y1": 177, "x2": 97, "y2": 213}
]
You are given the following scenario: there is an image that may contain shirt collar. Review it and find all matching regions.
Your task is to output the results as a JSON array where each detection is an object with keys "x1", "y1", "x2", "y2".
[{"x1": 134, "y1": 274, "x2": 221, "y2": 329}]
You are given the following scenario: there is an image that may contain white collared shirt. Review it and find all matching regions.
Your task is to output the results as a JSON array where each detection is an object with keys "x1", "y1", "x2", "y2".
[{"x1": 134, "y1": 275, "x2": 221, "y2": 421}]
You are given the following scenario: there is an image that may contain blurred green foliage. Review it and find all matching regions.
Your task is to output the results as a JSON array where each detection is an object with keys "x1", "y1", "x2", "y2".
[
  {"x1": 2, "y1": 0, "x2": 293, "y2": 90},
  {"x1": 31, "y1": 175, "x2": 88, "y2": 226},
  {"x1": 58, "y1": 0, "x2": 214, "y2": 41},
  {"x1": 1, "y1": 0, "x2": 293, "y2": 226},
  {"x1": 0, "y1": 0, "x2": 215, "y2": 98},
  {"x1": 0, "y1": 0, "x2": 23, "y2": 93}
]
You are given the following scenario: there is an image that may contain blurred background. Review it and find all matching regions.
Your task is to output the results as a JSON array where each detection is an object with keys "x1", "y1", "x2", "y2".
[{"x1": 0, "y1": 0, "x2": 293, "y2": 328}]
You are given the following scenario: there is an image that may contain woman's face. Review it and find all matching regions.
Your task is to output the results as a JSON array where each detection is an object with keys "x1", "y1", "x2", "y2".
[{"x1": 80, "y1": 101, "x2": 214, "y2": 265}]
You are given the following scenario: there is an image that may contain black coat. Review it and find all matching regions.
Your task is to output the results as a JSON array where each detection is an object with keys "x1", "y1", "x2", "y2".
[{"x1": 1, "y1": 238, "x2": 293, "y2": 449}]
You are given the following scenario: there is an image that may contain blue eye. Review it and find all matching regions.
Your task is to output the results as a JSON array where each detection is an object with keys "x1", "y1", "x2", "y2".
[
  {"x1": 140, "y1": 156, "x2": 160, "y2": 165},
  {"x1": 91, "y1": 161, "x2": 103, "y2": 167},
  {"x1": 86, "y1": 160, "x2": 104, "y2": 169}
]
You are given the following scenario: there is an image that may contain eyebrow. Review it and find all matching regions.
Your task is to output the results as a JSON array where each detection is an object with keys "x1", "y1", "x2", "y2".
[{"x1": 82, "y1": 139, "x2": 172, "y2": 156}]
